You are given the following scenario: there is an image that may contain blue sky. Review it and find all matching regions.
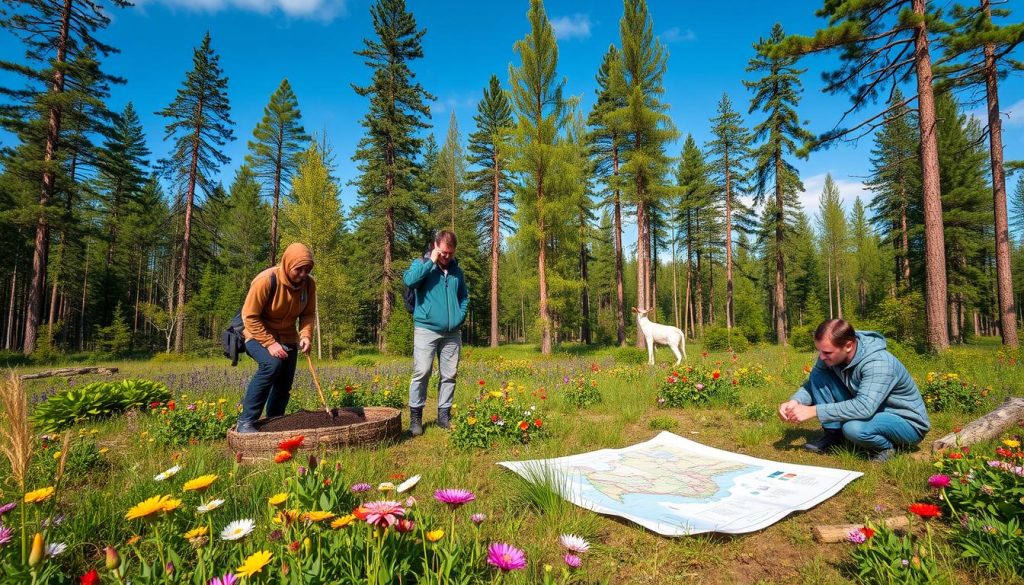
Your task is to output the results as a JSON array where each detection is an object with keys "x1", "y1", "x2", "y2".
[{"x1": 2, "y1": 0, "x2": 1023, "y2": 243}]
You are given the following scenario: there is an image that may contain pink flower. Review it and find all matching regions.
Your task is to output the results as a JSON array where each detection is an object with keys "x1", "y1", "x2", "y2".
[
  {"x1": 564, "y1": 553, "x2": 582, "y2": 568},
  {"x1": 434, "y1": 488, "x2": 476, "y2": 508},
  {"x1": 350, "y1": 483, "x2": 372, "y2": 493},
  {"x1": 471, "y1": 513, "x2": 487, "y2": 525},
  {"x1": 209, "y1": 575, "x2": 237, "y2": 585},
  {"x1": 927, "y1": 474, "x2": 951, "y2": 489},
  {"x1": 361, "y1": 501, "x2": 405, "y2": 528},
  {"x1": 487, "y1": 542, "x2": 527, "y2": 572},
  {"x1": 847, "y1": 529, "x2": 866, "y2": 544}
]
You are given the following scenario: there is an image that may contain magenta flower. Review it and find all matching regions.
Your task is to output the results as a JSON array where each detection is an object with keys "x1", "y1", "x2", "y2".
[
  {"x1": 487, "y1": 542, "x2": 527, "y2": 572},
  {"x1": 471, "y1": 513, "x2": 487, "y2": 525},
  {"x1": 927, "y1": 474, "x2": 951, "y2": 489},
  {"x1": 847, "y1": 529, "x2": 867, "y2": 544},
  {"x1": 434, "y1": 488, "x2": 476, "y2": 508},
  {"x1": 362, "y1": 500, "x2": 405, "y2": 528},
  {"x1": 0, "y1": 525, "x2": 13, "y2": 546},
  {"x1": 0, "y1": 502, "x2": 15, "y2": 517},
  {"x1": 350, "y1": 483, "x2": 372, "y2": 493},
  {"x1": 564, "y1": 553, "x2": 582, "y2": 568},
  {"x1": 209, "y1": 575, "x2": 237, "y2": 585}
]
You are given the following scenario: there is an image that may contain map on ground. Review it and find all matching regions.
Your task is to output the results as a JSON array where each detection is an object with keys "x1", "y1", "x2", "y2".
[{"x1": 498, "y1": 431, "x2": 863, "y2": 536}]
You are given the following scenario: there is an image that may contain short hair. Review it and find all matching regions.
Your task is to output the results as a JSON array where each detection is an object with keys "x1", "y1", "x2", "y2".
[
  {"x1": 435, "y1": 229, "x2": 457, "y2": 248},
  {"x1": 814, "y1": 319, "x2": 857, "y2": 347}
]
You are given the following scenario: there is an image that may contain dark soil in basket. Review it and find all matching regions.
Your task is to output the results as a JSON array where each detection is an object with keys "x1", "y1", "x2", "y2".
[{"x1": 257, "y1": 408, "x2": 368, "y2": 432}]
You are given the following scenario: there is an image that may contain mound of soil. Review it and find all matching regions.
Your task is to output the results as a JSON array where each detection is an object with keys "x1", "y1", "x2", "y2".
[{"x1": 257, "y1": 408, "x2": 368, "y2": 432}]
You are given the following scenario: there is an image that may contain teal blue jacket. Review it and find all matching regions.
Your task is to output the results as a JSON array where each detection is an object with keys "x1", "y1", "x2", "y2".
[
  {"x1": 402, "y1": 256, "x2": 469, "y2": 333},
  {"x1": 790, "y1": 331, "x2": 931, "y2": 435}
]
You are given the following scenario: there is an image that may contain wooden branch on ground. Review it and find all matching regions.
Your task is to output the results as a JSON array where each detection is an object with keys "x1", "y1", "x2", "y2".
[
  {"x1": 931, "y1": 397, "x2": 1024, "y2": 452},
  {"x1": 19, "y1": 367, "x2": 119, "y2": 381},
  {"x1": 812, "y1": 516, "x2": 910, "y2": 543}
]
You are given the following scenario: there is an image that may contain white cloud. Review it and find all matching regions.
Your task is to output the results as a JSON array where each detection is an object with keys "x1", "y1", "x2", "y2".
[
  {"x1": 796, "y1": 172, "x2": 870, "y2": 220},
  {"x1": 134, "y1": 0, "x2": 346, "y2": 21},
  {"x1": 550, "y1": 14, "x2": 591, "y2": 41},
  {"x1": 660, "y1": 26, "x2": 696, "y2": 43}
]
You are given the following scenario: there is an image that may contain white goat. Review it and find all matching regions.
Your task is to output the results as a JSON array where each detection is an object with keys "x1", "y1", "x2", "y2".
[{"x1": 634, "y1": 307, "x2": 687, "y2": 366}]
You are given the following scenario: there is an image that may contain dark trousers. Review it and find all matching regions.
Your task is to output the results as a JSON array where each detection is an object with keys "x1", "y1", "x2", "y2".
[{"x1": 239, "y1": 339, "x2": 297, "y2": 424}]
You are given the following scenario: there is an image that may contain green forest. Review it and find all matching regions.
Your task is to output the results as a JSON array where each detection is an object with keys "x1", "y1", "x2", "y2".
[{"x1": 1, "y1": 0, "x2": 1023, "y2": 361}]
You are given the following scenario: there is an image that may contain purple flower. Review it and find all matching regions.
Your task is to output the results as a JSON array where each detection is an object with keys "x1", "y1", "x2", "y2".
[
  {"x1": 187, "y1": 404, "x2": 197, "y2": 411},
  {"x1": 847, "y1": 529, "x2": 867, "y2": 544},
  {"x1": 471, "y1": 513, "x2": 487, "y2": 525},
  {"x1": 350, "y1": 483, "x2": 372, "y2": 493},
  {"x1": 297, "y1": 466, "x2": 307, "y2": 476},
  {"x1": 695, "y1": 383, "x2": 705, "y2": 391},
  {"x1": 927, "y1": 474, "x2": 951, "y2": 489},
  {"x1": 268, "y1": 529, "x2": 283, "y2": 542},
  {"x1": 209, "y1": 574, "x2": 238, "y2": 585},
  {"x1": 434, "y1": 488, "x2": 476, "y2": 508},
  {"x1": 564, "y1": 553, "x2": 582, "y2": 569},
  {"x1": 487, "y1": 542, "x2": 527, "y2": 572},
  {"x1": 901, "y1": 559, "x2": 909, "y2": 567},
  {"x1": 0, "y1": 502, "x2": 15, "y2": 517},
  {"x1": 0, "y1": 525, "x2": 13, "y2": 545}
]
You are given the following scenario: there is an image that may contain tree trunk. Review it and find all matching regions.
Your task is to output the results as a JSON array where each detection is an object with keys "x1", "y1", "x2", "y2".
[
  {"x1": 835, "y1": 263, "x2": 842, "y2": 319},
  {"x1": 580, "y1": 241, "x2": 591, "y2": 344},
  {"x1": 982, "y1": 0, "x2": 1017, "y2": 347},
  {"x1": 671, "y1": 236, "x2": 680, "y2": 329},
  {"x1": 80, "y1": 245, "x2": 89, "y2": 352},
  {"x1": 538, "y1": 174, "x2": 551, "y2": 355},
  {"x1": 379, "y1": 135, "x2": 396, "y2": 352},
  {"x1": 612, "y1": 146, "x2": 626, "y2": 346},
  {"x1": 5, "y1": 267, "x2": 16, "y2": 350},
  {"x1": 900, "y1": 196, "x2": 911, "y2": 286},
  {"x1": 913, "y1": 0, "x2": 950, "y2": 351},
  {"x1": 175, "y1": 111, "x2": 205, "y2": 353},
  {"x1": 932, "y1": 397, "x2": 1024, "y2": 452},
  {"x1": 635, "y1": 199, "x2": 649, "y2": 348},
  {"x1": 490, "y1": 150, "x2": 501, "y2": 347},
  {"x1": 696, "y1": 247, "x2": 705, "y2": 333},
  {"x1": 270, "y1": 128, "x2": 283, "y2": 265},
  {"x1": 949, "y1": 299, "x2": 960, "y2": 343},
  {"x1": 827, "y1": 256, "x2": 834, "y2": 319},
  {"x1": 724, "y1": 153, "x2": 734, "y2": 330},
  {"x1": 774, "y1": 146, "x2": 787, "y2": 345}
]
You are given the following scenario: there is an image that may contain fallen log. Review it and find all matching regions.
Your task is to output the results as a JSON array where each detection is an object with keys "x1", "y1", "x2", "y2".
[
  {"x1": 931, "y1": 396, "x2": 1024, "y2": 452},
  {"x1": 19, "y1": 367, "x2": 119, "y2": 381},
  {"x1": 812, "y1": 516, "x2": 910, "y2": 543}
]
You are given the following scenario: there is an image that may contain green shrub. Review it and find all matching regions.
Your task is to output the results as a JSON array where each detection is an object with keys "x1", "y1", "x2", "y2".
[
  {"x1": 450, "y1": 387, "x2": 545, "y2": 449},
  {"x1": 614, "y1": 346, "x2": 648, "y2": 365},
  {"x1": 702, "y1": 326, "x2": 750, "y2": 353},
  {"x1": 32, "y1": 436, "x2": 109, "y2": 481},
  {"x1": 383, "y1": 307, "x2": 414, "y2": 357},
  {"x1": 149, "y1": 398, "x2": 235, "y2": 446},
  {"x1": 648, "y1": 416, "x2": 678, "y2": 431},
  {"x1": 919, "y1": 372, "x2": 988, "y2": 413},
  {"x1": 327, "y1": 379, "x2": 405, "y2": 409},
  {"x1": 741, "y1": 402, "x2": 774, "y2": 422},
  {"x1": 657, "y1": 365, "x2": 737, "y2": 408},
  {"x1": 790, "y1": 325, "x2": 816, "y2": 352},
  {"x1": 849, "y1": 522, "x2": 941, "y2": 584},
  {"x1": 31, "y1": 379, "x2": 171, "y2": 432},
  {"x1": 562, "y1": 376, "x2": 602, "y2": 409},
  {"x1": 349, "y1": 355, "x2": 378, "y2": 368}
]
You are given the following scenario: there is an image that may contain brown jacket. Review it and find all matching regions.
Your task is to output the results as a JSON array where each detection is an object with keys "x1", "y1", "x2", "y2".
[{"x1": 242, "y1": 243, "x2": 317, "y2": 347}]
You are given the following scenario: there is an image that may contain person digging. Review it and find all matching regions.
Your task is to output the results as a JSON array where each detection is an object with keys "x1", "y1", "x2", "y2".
[{"x1": 778, "y1": 319, "x2": 931, "y2": 463}]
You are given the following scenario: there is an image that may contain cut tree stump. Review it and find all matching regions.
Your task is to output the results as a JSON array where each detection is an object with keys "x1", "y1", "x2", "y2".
[
  {"x1": 931, "y1": 396, "x2": 1024, "y2": 452},
  {"x1": 19, "y1": 367, "x2": 119, "y2": 381},
  {"x1": 812, "y1": 516, "x2": 910, "y2": 543}
]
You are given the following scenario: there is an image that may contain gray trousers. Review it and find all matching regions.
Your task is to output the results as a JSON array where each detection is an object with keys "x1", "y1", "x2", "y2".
[{"x1": 408, "y1": 327, "x2": 461, "y2": 409}]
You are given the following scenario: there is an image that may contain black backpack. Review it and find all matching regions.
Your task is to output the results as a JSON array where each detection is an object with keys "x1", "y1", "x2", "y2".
[{"x1": 222, "y1": 273, "x2": 277, "y2": 366}]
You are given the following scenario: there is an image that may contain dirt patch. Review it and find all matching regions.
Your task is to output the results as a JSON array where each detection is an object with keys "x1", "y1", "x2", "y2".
[{"x1": 257, "y1": 408, "x2": 367, "y2": 432}]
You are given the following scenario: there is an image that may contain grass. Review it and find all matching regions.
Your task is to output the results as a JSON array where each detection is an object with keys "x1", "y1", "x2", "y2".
[{"x1": 5, "y1": 338, "x2": 1023, "y2": 583}]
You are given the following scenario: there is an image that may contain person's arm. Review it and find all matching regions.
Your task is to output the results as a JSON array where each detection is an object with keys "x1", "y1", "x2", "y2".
[
  {"x1": 297, "y1": 277, "x2": 317, "y2": 349},
  {"x1": 242, "y1": 274, "x2": 276, "y2": 347},
  {"x1": 816, "y1": 360, "x2": 896, "y2": 423},
  {"x1": 787, "y1": 361, "x2": 824, "y2": 405},
  {"x1": 403, "y1": 256, "x2": 434, "y2": 287}
]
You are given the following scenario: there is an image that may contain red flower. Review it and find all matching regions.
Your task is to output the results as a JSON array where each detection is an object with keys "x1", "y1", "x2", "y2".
[
  {"x1": 478, "y1": 379, "x2": 486, "y2": 386},
  {"x1": 80, "y1": 570, "x2": 100, "y2": 585},
  {"x1": 518, "y1": 421, "x2": 530, "y2": 431},
  {"x1": 149, "y1": 401, "x2": 161, "y2": 409},
  {"x1": 859, "y1": 526, "x2": 875, "y2": 540},
  {"x1": 534, "y1": 419, "x2": 543, "y2": 428},
  {"x1": 666, "y1": 376, "x2": 677, "y2": 384},
  {"x1": 591, "y1": 363, "x2": 600, "y2": 372},
  {"x1": 288, "y1": 540, "x2": 301, "y2": 552},
  {"x1": 908, "y1": 503, "x2": 941, "y2": 518},
  {"x1": 390, "y1": 473, "x2": 407, "y2": 481},
  {"x1": 353, "y1": 506, "x2": 369, "y2": 520},
  {"x1": 345, "y1": 385, "x2": 353, "y2": 394},
  {"x1": 274, "y1": 450, "x2": 293, "y2": 464},
  {"x1": 947, "y1": 452, "x2": 964, "y2": 460},
  {"x1": 278, "y1": 436, "x2": 305, "y2": 452},
  {"x1": 167, "y1": 400, "x2": 176, "y2": 411},
  {"x1": 323, "y1": 479, "x2": 332, "y2": 486},
  {"x1": 712, "y1": 371, "x2": 721, "y2": 380},
  {"x1": 490, "y1": 414, "x2": 499, "y2": 423}
]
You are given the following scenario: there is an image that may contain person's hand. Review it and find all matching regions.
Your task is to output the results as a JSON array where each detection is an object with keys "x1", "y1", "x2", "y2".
[
  {"x1": 429, "y1": 245, "x2": 442, "y2": 264},
  {"x1": 778, "y1": 400, "x2": 799, "y2": 423},
  {"x1": 299, "y1": 338, "x2": 311, "y2": 355},
  {"x1": 268, "y1": 342, "x2": 289, "y2": 359},
  {"x1": 789, "y1": 404, "x2": 818, "y2": 423}
]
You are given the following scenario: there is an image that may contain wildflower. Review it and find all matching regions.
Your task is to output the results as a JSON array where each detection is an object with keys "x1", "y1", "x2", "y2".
[
  {"x1": 183, "y1": 474, "x2": 218, "y2": 492},
  {"x1": 564, "y1": 553, "x2": 582, "y2": 568},
  {"x1": 467, "y1": 416, "x2": 478, "y2": 425},
  {"x1": 378, "y1": 482, "x2": 396, "y2": 492},
  {"x1": 301, "y1": 511, "x2": 335, "y2": 523},
  {"x1": 23, "y1": 487, "x2": 55, "y2": 504},
  {"x1": 405, "y1": 496, "x2": 417, "y2": 508},
  {"x1": 268, "y1": 493, "x2": 288, "y2": 507},
  {"x1": 518, "y1": 421, "x2": 530, "y2": 431},
  {"x1": 927, "y1": 474, "x2": 951, "y2": 489},
  {"x1": 426, "y1": 529, "x2": 444, "y2": 542},
  {"x1": 272, "y1": 509, "x2": 299, "y2": 526},
  {"x1": 397, "y1": 474, "x2": 421, "y2": 493},
  {"x1": 330, "y1": 515, "x2": 356, "y2": 529},
  {"x1": 80, "y1": 569, "x2": 100, "y2": 585},
  {"x1": 154, "y1": 465, "x2": 181, "y2": 481},
  {"x1": 126, "y1": 495, "x2": 175, "y2": 521},
  {"x1": 435, "y1": 488, "x2": 476, "y2": 508},
  {"x1": 183, "y1": 527, "x2": 208, "y2": 540},
  {"x1": 235, "y1": 550, "x2": 272, "y2": 578},
  {"x1": 395, "y1": 519, "x2": 415, "y2": 533},
  {"x1": 278, "y1": 436, "x2": 305, "y2": 452},
  {"x1": 0, "y1": 502, "x2": 15, "y2": 517},
  {"x1": 209, "y1": 574, "x2": 238, "y2": 585},
  {"x1": 1003, "y1": 439, "x2": 1021, "y2": 449},
  {"x1": 46, "y1": 542, "x2": 67, "y2": 557},
  {"x1": 161, "y1": 498, "x2": 183, "y2": 513},
  {"x1": 901, "y1": 559, "x2": 909, "y2": 567},
  {"x1": 350, "y1": 483, "x2": 372, "y2": 493},
  {"x1": 908, "y1": 503, "x2": 941, "y2": 519},
  {"x1": 362, "y1": 501, "x2": 405, "y2": 528},
  {"x1": 269, "y1": 529, "x2": 284, "y2": 541},
  {"x1": 847, "y1": 529, "x2": 867, "y2": 544},
  {"x1": 487, "y1": 542, "x2": 527, "y2": 572},
  {"x1": 221, "y1": 519, "x2": 256, "y2": 541},
  {"x1": 197, "y1": 499, "x2": 225, "y2": 513},
  {"x1": 0, "y1": 525, "x2": 13, "y2": 546},
  {"x1": 471, "y1": 513, "x2": 486, "y2": 525},
  {"x1": 125, "y1": 535, "x2": 141, "y2": 546},
  {"x1": 559, "y1": 533, "x2": 590, "y2": 554},
  {"x1": 712, "y1": 371, "x2": 721, "y2": 380},
  {"x1": 534, "y1": 419, "x2": 543, "y2": 428},
  {"x1": 274, "y1": 450, "x2": 293, "y2": 464},
  {"x1": 695, "y1": 383, "x2": 705, "y2": 391},
  {"x1": 28, "y1": 533, "x2": 44, "y2": 567}
]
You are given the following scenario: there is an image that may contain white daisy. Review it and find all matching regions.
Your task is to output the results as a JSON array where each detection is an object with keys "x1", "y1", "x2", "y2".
[
  {"x1": 220, "y1": 518, "x2": 255, "y2": 541},
  {"x1": 154, "y1": 465, "x2": 181, "y2": 482},
  {"x1": 197, "y1": 499, "x2": 225, "y2": 513},
  {"x1": 559, "y1": 533, "x2": 590, "y2": 554},
  {"x1": 396, "y1": 474, "x2": 421, "y2": 493},
  {"x1": 45, "y1": 542, "x2": 68, "y2": 557}
]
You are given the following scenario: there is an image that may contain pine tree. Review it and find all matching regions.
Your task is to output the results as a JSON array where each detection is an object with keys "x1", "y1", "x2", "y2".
[
  {"x1": 508, "y1": 0, "x2": 567, "y2": 355},
  {"x1": 744, "y1": 23, "x2": 813, "y2": 345},
  {"x1": 849, "y1": 197, "x2": 884, "y2": 317},
  {"x1": 588, "y1": 45, "x2": 630, "y2": 345},
  {"x1": 157, "y1": 32, "x2": 235, "y2": 352},
  {"x1": 0, "y1": 0, "x2": 130, "y2": 353},
  {"x1": 940, "y1": 0, "x2": 1024, "y2": 346},
  {"x1": 676, "y1": 134, "x2": 719, "y2": 335},
  {"x1": 350, "y1": 0, "x2": 433, "y2": 351},
  {"x1": 467, "y1": 75, "x2": 515, "y2": 347},
  {"x1": 438, "y1": 112, "x2": 465, "y2": 232},
  {"x1": 246, "y1": 79, "x2": 310, "y2": 265},
  {"x1": 818, "y1": 174, "x2": 847, "y2": 319},
  {"x1": 772, "y1": 0, "x2": 951, "y2": 351},
  {"x1": 706, "y1": 93, "x2": 751, "y2": 331}
]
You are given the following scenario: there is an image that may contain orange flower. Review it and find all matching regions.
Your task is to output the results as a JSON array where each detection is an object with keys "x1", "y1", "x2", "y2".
[
  {"x1": 711, "y1": 371, "x2": 721, "y2": 380},
  {"x1": 908, "y1": 503, "x2": 941, "y2": 518},
  {"x1": 518, "y1": 421, "x2": 529, "y2": 431},
  {"x1": 274, "y1": 450, "x2": 293, "y2": 464},
  {"x1": 278, "y1": 436, "x2": 305, "y2": 452},
  {"x1": 167, "y1": 401, "x2": 176, "y2": 411},
  {"x1": 352, "y1": 506, "x2": 369, "y2": 520},
  {"x1": 534, "y1": 419, "x2": 543, "y2": 428}
]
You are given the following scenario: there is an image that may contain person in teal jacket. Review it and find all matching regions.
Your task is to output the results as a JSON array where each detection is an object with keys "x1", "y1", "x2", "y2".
[
  {"x1": 402, "y1": 229, "x2": 469, "y2": 436},
  {"x1": 778, "y1": 319, "x2": 931, "y2": 462}
]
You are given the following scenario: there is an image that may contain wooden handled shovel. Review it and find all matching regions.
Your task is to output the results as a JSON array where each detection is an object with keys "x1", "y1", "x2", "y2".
[{"x1": 305, "y1": 353, "x2": 333, "y2": 417}]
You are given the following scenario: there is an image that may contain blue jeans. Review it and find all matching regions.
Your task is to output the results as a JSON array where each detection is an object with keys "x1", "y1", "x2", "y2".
[
  {"x1": 408, "y1": 327, "x2": 461, "y2": 409},
  {"x1": 807, "y1": 366, "x2": 924, "y2": 450},
  {"x1": 239, "y1": 339, "x2": 297, "y2": 424}
]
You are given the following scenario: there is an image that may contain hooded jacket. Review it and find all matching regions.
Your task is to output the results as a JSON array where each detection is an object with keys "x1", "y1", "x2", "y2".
[
  {"x1": 402, "y1": 255, "x2": 469, "y2": 333},
  {"x1": 242, "y1": 243, "x2": 317, "y2": 347},
  {"x1": 789, "y1": 331, "x2": 931, "y2": 435}
]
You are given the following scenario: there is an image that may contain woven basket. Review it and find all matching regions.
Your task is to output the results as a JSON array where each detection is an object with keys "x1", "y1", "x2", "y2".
[{"x1": 226, "y1": 407, "x2": 402, "y2": 462}]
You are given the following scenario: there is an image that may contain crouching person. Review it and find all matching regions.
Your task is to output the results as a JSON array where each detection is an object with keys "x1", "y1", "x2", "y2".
[
  {"x1": 235, "y1": 243, "x2": 317, "y2": 433},
  {"x1": 778, "y1": 319, "x2": 930, "y2": 462},
  {"x1": 403, "y1": 230, "x2": 469, "y2": 436}
]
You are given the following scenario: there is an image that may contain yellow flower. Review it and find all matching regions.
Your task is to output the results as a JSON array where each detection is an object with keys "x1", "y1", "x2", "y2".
[
  {"x1": 330, "y1": 514, "x2": 356, "y2": 529},
  {"x1": 99, "y1": 448, "x2": 109, "y2": 455},
  {"x1": 236, "y1": 550, "x2": 273, "y2": 578},
  {"x1": 161, "y1": 498, "x2": 183, "y2": 513},
  {"x1": 426, "y1": 529, "x2": 444, "y2": 542},
  {"x1": 383, "y1": 390, "x2": 391, "y2": 397},
  {"x1": 489, "y1": 391, "x2": 503, "y2": 399},
  {"x1": 378, "y1": 482, "x2": 395, "y2": 492},
  {"x1": 301, "y1": 510, "x2": 336, "y2": 522},
  {"x1": 182, "y1": 474, "x2": 218, "y2": 492},
  {"x1": 24, "y1": 487, "x2": 55, "y2": 504},
  {"x1": 467, "y1": 416, "x2": 477, "y2": 426},
  {"x1": 126, "y1": 535, "x2": 141, "y2": 546},
  {"x1": 1003, "y1": 439, "x2": 1021, "y2": 449},
  {"x1": 183, "y1": 526, "x2": 208, "y2": 539},
  {"x1": 126, "y1": 495, "x2": 171, "y2": 520},
  {"x1": 52, "y1": 451, "x2": 62, "y2": 460},
  {"x1": 272, "y1": 509, "x2": 300, "y2": 525},
  {"x1": 217, "y1": 398, "x2": 227, "y2": 404},
  {"x1": 268, "y1": 492, "x2": 288, "y2": 507}
]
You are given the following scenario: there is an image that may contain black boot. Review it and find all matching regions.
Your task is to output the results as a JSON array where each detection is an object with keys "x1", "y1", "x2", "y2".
[
  {"x1": 437, "y1": 407, "x2": 452, "y2": 430},
  {"x1": 409, "y1": 407, "x2": 424, "y2": 436},
  {"x1": 804, "y1": 428, "x2": 844, "y2": 454}
]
